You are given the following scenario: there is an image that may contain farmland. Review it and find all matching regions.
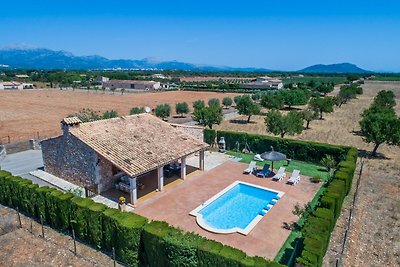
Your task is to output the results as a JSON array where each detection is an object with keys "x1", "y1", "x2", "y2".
[
  {"x1": 0, "y1": 89, "x2": 239, "y2": 142},
  {"x1": 216, "y1": 81, "x2": 400, "y2": 266}
]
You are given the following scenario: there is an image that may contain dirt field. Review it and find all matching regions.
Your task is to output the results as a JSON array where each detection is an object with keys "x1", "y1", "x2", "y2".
[
  {"x1": 0, "y1": 89, "x2": 239, "y2": 142},
  {"x1": 0, "y1": 204, "x2": 122, "y2": 267},
  {"x1": 216, "y1": 81, "x2": 400, "y2": 266}
]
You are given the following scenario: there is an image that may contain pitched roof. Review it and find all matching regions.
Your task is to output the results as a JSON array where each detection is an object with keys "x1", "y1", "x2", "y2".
[
  {"x1": 69, "y1": 114, "x2": 209, "y2": 177},
  {"x1": 106, "y1": 79, "x2": 158, "y2": 85}
]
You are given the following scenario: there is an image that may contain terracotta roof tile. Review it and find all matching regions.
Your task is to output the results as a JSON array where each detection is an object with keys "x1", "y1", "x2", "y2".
[{"x1": 69, "y1": 114, "x2": 209, "y2": 177}]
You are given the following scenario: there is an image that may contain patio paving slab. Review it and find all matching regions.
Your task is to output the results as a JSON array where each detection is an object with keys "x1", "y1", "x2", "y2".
[{"x1": 135, "y1": 160, "x2": 321, "y2": 260}]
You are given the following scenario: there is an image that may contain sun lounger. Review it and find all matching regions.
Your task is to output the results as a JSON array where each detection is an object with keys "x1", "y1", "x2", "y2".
[
  {"x1": 256, "y1": 164, "x2": 271, "y2": 178},
  {"x1": 253, "y1": 154, "x2": 263, "y2": 162},
  {"x1": 272, "y1": 167, "x2": 286, "y2": 181},
  {"x1": 287, "y1": 170, "x2": 301, "y2": 185},
  {"x1": 243, "y1": 161, "x2": 257, "y2": 174}
]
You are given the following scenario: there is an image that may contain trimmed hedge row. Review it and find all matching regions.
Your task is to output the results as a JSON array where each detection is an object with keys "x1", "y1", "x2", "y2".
[
  {"x1": 296, "y1": 147, "x2": 358, "y2": 267},
  {"x1": 0, "y1": 170, "x2": 281, "y2": 267},
  {"x1": 0, "y1": 170, "x2": 147, "y2": 265},
  {"x1": 141, "y1": 221, "x2": 283, "y2": 267},
  {"x1": 204, "y1": 129, "x2": 349, "y2": 164}
]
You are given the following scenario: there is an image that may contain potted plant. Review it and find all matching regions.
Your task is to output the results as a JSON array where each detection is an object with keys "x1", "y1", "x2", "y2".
[
  {"x1": 118, "y1": 196, "x2": 126, "y2": 211},
  {"x1": 310, "y1": 175, "x2": 322, "y2": 183}
]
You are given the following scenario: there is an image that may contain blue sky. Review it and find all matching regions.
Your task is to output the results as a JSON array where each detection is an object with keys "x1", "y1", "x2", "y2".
[{"x1": 1, "y1": 0, "x2": 400, "y2": 71}]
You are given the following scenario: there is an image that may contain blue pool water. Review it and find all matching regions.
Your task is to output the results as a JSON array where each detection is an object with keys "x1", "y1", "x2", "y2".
[{"x1": 198, "y1": 183, "x2": 279, "y2": 230}]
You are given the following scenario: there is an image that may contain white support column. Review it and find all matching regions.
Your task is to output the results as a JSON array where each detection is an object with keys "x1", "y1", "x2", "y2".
[
  {"x1": 129, "y1": 177, "x2": 137, "y2": 205},
  {"x1": 199, "y1": 150, "x2": 205, "y2": 171},
  {"x1": 181, "y1": 157, "x2": 187, "y2": 180},
  {"x1": 157, "y1": 166, "x2": 164, "y2": 191}
]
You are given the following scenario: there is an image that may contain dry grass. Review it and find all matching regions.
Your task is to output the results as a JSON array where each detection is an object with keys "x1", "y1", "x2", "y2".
[
  {"x1": 216, "y1": 81, "x2": 400, "y2": 266},
  {"x1": 0, "y1": 89, "x2": 239, "y2": 142}
]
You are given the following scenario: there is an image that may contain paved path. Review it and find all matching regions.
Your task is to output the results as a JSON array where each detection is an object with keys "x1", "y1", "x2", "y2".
[
  {"x1": 1, "y1": 150, "x2": 132, "y2": 211},
  {"x1": 0, "y1": 150, "x2": 51, "y2": 187}
]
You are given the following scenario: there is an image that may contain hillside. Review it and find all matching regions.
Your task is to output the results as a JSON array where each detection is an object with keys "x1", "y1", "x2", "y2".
[{"x1": 299, "y1": 63, "x2": 370, "y2": 73}]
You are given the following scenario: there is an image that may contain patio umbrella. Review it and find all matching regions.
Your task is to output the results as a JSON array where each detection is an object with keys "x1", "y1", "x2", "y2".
[{"x1": 260, "y1": 146, "x2": 287, "y2": 171}]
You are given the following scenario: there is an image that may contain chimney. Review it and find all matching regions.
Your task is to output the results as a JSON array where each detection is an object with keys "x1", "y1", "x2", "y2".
[{"x1": 61, "y1": 117, "x2": 82, "y2": 136}]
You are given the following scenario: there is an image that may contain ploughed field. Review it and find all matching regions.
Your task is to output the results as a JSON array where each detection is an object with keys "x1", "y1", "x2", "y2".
[{"x1": 0, "y1": 89, "x2": 238, "y2": 142}]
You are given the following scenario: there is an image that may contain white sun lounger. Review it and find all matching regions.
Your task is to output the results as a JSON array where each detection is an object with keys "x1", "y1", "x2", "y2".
[
  {"x1": 243, "y1": 161, "x2": 257, "y2": 174},
  {"x1": 287, "y1": 170, "x2": 301, "y2": 185},
  {"x1": 253, "y1": 154, "x2": 263, "y2": 162},
  {"x1": 272, "y1": 167, "x2": 286, "y2": 181}
]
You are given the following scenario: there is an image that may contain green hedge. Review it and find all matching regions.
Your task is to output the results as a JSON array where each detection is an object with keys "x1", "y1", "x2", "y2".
[
  {"x1": 0, "y1": 172, "x2": 279, "y2": 267},
  {"x1": 296, "y1": 148, "x2": 357, "y2": 266},
  {"x1": 141, "y1": 220, "x2": 281, "y2": 267},
  {"x1": 204, "y1": 129, "x2": 349, "y2": 164}
]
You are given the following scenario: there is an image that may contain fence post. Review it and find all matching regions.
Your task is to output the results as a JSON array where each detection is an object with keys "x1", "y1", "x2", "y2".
[
  {"x1": 16, "y1": 207, "x2": 22, "y2": 228},
  {"x1": 72, "y1": 227, "x2": 77, "y2": 255},
  {"x1": 112, "y1": 247, "x2": 116, "y2": 267},
  {"x1": 40, "y1": 215, "x2": 45, "y2": 238}
]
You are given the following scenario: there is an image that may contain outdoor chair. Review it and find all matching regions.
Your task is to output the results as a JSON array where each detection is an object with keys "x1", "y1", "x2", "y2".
[
  {"x1": 272, "y1": 167, "x2": 286, "y2": 181},
  {"x1": 287, "y1": 170, "x2": 301, "y2": 185},
  {"x1": 253, "y1": 154, "x2": 263, "y2": 162},
  {"x1": 256, "y1": 163, "x2": 271, "y2": 178},
  {"x1": 243, "y1": 161, "x2": 257, "y2": 174}
]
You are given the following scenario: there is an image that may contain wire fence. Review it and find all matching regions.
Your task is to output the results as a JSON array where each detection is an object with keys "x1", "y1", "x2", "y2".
[
  {"x1": 0, "y1": 130, "x2": 60, "y2": 144},
  {"x1": 0, "y1": 205, "x2": 123, "y2": 266},
  {"x1": 335, "y1": 158, "x2": 365, "y2": 267}
]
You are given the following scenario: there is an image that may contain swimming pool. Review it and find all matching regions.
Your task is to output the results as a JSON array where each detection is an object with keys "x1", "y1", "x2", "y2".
[{"x1": 189, "y1": 181, "x2": 284, "y2": 235}]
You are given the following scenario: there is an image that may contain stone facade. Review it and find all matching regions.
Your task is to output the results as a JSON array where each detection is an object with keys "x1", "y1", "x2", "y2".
[
  {"x1": 41, "y1": 126, "x2": 116, "y2": 193},
  {"x1": 170, "y1": 124, "x2": 204, "y2": 141}
]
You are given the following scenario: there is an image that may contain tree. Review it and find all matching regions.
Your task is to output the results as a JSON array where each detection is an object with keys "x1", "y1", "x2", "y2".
[
  {"x1": 360, "y1": 109, "x2": 400, "y2": 156},
  {"x1": 234, "y1": 95, "x2": 242, "y2": 106},
  {"x1": 370, "y1": 90, "x2": 396, "y2": 111},
  {"x1": 281, "y1": 89, "x2": 308, "y2": 109},
  {"x1": 236, "y1": 95, "x2": 261, "y2": 123},
  {"x1": 121, "y1": 88, "x2": 125, "y2": 95},
  {"x1": 309, "y1": 96, "x2": 334, "y2": 119},
  {"x1": 260, "y1": 93, "x2": 284, "y2": 110},
  {"x1": 301, "y1": 109, "x2": 318, "y2": 129},
  {"x1": 222, "y1": 97, "x2": 233, "y2": 108},
  {"x1": 193, "y1": 100, "x2": 205, "y2": 111},
  {"x1": 155, "y1": 104, "x2": 171, "y2": 120},
  {"x1": 129, "y1": 107, "x2": 145, "y2": 115},
  {"x1": 103, "y1": 110, "x2": 119, "y2": 119},
  {"x1": 315, "y1": 83, "x2": 334, "y2": 96},
  {"x1": 192, "y1": 105, "x2": 223, "y2": 129},
  {"x1": 110, "y1": 87, "x2": 116, "y2": 95},
  {"x1": 208, "y1": 98, "x2": 220, "y2": 107},
  {"x1": 175, "y1": 102, "x2": 189, "y2": 117},
  {"x1": 321, "y1": 155, "x2": 337, "y2": 173},
  {"x1": 102, "y1": 87, "x2": 106, "y2": 94},
  {"x1": 265, "y1": 110, "x2": 304, "y2": 138}
]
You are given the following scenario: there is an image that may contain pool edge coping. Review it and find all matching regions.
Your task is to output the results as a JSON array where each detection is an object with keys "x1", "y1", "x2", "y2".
[{"x1": 189, "y1": 180, "x2": 285, "y2": 236}]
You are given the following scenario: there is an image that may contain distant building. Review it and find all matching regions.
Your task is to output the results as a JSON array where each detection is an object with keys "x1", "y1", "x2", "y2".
[
  {"x1": 103, "y1": 80, "x2": 161, "y2": 90},
  {"x1": 151, "y1": 74, "x2": 166, "y2": 79},
  {"x1": 15, "y1": 74, "x2": 29, "y2": 79},
  {"x1": 0, "y1": 81, "x2": 23, "y2": 90},
  {"x1": 242, "y1": 77, "x2": 283, "y2": 90},
  {"x1": 96, "y1": 76, "x2": 109, "y2": 83}
]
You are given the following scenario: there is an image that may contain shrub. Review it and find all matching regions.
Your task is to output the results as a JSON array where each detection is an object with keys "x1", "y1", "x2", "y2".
[
  {"x1": 130, "y1": 107, "x2": 145, "y2": 115},
  {"x1": 87, "y1": 202, "x2": 108, "y2": 248},
  {"x1": 208, "y1": 98, "x2": 220, "y2": 107},
  {"x1": 70, "y1": 197, "x2": 94, "y2": 240},
  {"x1": 222, "y1": 97, "x2": 233, "y2": 108},
  {"x1": 155, "y1": 104, "x2": 171, "y2": 120},
  {"x1": 175, "y1": 102, "x2": 190, "y2": 117},
  {"x1": 310, "y1": 175, "x2": 322, "y2": 183}
]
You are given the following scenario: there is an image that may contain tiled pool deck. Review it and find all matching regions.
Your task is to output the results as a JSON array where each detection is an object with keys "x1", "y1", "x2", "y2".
[{"x1": 135, "y1": 160, "x2": 321, "y2": 260}]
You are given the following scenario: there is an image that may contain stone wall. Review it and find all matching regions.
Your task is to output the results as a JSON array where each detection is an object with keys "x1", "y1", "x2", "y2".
[
  {"x1": 41, "y1": 132, "x2": 115, "y2": 193},
  {"x1": 170, "y1": 124, "x2": 204, "y2": 141}
]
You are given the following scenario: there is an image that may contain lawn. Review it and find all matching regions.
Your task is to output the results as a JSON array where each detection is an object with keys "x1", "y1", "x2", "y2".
[{"x1": 225, "y1": 151, "x2": 329, "y2": 181}]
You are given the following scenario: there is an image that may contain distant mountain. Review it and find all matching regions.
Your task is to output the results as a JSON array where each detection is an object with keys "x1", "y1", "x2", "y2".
[
  {"x1": 299, "y1": 63, "x2": 371, "y2": 73},
  {"x1": 0, "y1": 47, "x2": 272, "y2": 72}
]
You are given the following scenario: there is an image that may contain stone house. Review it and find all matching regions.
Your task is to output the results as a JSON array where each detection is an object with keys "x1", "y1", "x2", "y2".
[{"x1": 41, "y1": 114, "x2": 209, "y2": 204}]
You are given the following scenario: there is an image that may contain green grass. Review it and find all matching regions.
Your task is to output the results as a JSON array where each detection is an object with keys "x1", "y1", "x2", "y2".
[{"x1": 226, "y1": 151, "x2": 329, "y2": 180}]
